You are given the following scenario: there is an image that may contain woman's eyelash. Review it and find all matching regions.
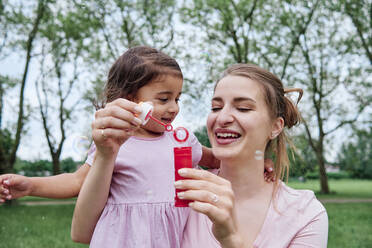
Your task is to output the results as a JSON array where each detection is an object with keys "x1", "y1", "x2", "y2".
[
  {"x1": 211, "y1": 107, "x2": 222, "y2": 112},
  {"x1": 237, "y1": 108, "x2": 252, "y2": 112}
]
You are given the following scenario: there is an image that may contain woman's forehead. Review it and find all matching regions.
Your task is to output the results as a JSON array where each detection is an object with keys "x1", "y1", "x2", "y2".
[{"x1": 214, "y1": 75, "x2": 262, "y2": 100}]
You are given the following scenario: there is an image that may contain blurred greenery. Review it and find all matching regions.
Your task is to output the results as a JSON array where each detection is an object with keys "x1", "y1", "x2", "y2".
[
  {"x1": 325, "y1": 202, "x2": 372, "y2": 248},
  {"x1": 0, "y1": 204, "x2": 87, "y2": 248},
  {"x1": 194, "y1": 126, "x2": 211, "y2": 148},
  {"x1": 288, "y1": 179, "x2": 372, "y2": 199},
  {"x1": 13, "y1": 158, "x2": 82, "y2": 176},
  {"x1": 338, "y1": 128, "x2": 372, "y2": 179}
]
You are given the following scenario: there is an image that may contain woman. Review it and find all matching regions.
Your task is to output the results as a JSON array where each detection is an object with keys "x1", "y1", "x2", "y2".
[{"x1": 176, "y1": 64, "x2": 328, "y2": 247}]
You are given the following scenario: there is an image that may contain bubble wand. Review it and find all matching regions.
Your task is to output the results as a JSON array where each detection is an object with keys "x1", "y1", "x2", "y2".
[{"x1": 137, "y1": 102, "x2": 173, "y2": 132}]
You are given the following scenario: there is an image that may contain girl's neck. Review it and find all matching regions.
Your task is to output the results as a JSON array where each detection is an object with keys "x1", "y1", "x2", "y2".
[
  {"x1": 219, "y1": 157, "x2": 272, "y2": 200},
  {"x1": 134, "y1": 127, "x2": 164, "y2": 139}
]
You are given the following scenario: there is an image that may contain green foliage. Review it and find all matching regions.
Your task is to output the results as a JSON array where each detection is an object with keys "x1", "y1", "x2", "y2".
[
  {"x1": 15, "y1": 159, "x2": 52, "y2": 176},
  {"x1": 305, "y1": 171, "x2": 351, "y2": 180},
  {"x1": 194, "y1": 126, "x2": 211, "y2": 148},
  {"x1": 14, "y1": 158, "x2": 80, "y2": 176},
  {"x1": 338, "y1": 128, "x2": 372, "y2": 179},
  {"x1": 288, "y1": 134, "x2": 318, "y2": 177},
  {"x1": 0, "y1": 128, "x2": 15, "y2": 173},
  {"x1": 60, "y1": 157, "x2": 80, "y2": 173}
]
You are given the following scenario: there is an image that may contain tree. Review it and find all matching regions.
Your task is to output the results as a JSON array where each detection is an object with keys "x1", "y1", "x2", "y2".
[
  {"x1": 293, "y1": 5, "x2": 371, "y2": 193},
  {"x1": 34, "y1": 2, "x2": 99, "y2": 175},
  {"x1": 179, "y1": 0, "x2": 322, "y2": 138},
  {"x1": 73, "y1": 0, "x2": 178, "y2": 106},
  {"x1": 338, "y1": 128, "x2": 372, "y2": 179},
  {"x1": 181, "y1": 0, "x2": 320, "y2": 78},
  {"x1": 0, "y1": 0, "x2": 49, "y2": 175},
  {"x1": 329, "y1": 0, "x2": 372, "y2": 64}
]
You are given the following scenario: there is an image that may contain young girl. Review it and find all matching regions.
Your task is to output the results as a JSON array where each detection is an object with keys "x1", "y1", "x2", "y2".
[{"x1": 70, "y1": 46, "x2": 218, "y2": 248}]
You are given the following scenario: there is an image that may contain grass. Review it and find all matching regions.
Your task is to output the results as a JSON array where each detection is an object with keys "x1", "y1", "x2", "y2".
[
  {"x1": 18, "y1": 196, "x2": 77, "y2": 202},
  {"x1": 0, "y1": 204, "x2": 87, "y2": 248},
  {"x1": 288, "y1": 179, "x2": 372, "y2": 199},
  {"x1": 325, "y1": 202, "x2": 372, "y2": 248}
]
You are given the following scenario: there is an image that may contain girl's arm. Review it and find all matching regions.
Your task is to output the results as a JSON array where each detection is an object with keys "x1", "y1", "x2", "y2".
[
  {"x1": 71, "y1": 98, "x2": 142, "y2": 244},
  {"x1": 71, "y1": 152, "x2": 117, "y2": 243},
  {"x1": 0, "y1": 164, "x2": 89, "y2": 202},
  {"x1": 199, "y1": 146, "x2": 220, "y2": 169}
]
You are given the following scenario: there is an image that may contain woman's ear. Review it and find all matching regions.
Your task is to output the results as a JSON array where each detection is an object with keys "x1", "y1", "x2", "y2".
[{"x1": 270, "y1": 117, "x2": 284, "y2": 139}]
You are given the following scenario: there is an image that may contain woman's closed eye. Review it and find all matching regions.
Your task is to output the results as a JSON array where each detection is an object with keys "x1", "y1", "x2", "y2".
[{"x1": 237, "y1": 107, "x2": 252, "y2": 112}]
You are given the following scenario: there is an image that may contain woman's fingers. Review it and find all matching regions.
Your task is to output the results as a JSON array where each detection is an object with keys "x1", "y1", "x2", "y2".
[
  {"x1": 177, "y1": 189, "x2": 231, "y2": 209},
  {"x1": 178, "y1": 168, "x2": 229, "y2": 186},
  {"x1": 189, "y1": 201, "x2": 231, "y2": 225}
]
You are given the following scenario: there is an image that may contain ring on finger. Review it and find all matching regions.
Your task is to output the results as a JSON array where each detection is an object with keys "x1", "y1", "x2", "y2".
[
  {"x1": 101, "y1": 129, "x2": 107, "y2": 139},
  {"x1": 211, "y1": 193, "x2": 219, "y2": 203}
]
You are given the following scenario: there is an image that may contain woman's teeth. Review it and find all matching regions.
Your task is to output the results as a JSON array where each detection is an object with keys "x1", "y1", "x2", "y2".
[{"x1": 216, "y1": 133, "x2": 240, "y2": 138}]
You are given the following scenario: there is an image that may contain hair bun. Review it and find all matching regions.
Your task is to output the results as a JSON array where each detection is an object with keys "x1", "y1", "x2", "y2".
[{"x1": 283, "y1": 88, "x2": 303, "y2": 128}]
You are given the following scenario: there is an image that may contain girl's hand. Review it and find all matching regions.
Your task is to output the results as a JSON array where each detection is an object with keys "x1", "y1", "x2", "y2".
[
  {"x1": 264, "y1": 159, "x2": 275, "y2": 182},
  {"x1": 0, "y1": 174, "x2": 32, "y2": 203},
  {"x1": 175, "y1": 168, "x2": 244, "y2": 247},
  {"x1": 92, "y1": 99, "x2": 142, "y2": 157}
]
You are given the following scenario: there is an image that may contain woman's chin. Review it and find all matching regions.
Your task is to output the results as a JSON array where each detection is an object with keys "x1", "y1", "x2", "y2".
[{"x1": 212, "y1": 146, "x2": 240, "y2": 161}]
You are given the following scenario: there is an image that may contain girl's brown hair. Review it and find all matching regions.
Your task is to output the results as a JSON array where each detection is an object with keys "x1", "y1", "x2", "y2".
[
  {"x1": 218, "y1": 64, "x2": 303, "y2": 186},
  {"x1": 97, "y1": 46, "x2": 182, "y2": 108}
]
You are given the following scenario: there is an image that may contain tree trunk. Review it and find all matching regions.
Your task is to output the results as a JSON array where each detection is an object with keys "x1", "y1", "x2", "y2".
[
  {"x1": 52, "y1": 154, "x2": 61, "y2": 175},
  {"x1": 316, "y1": 149, "x2": 330, "y2": 194},
  {"x1": 8, "y1": 0, "x2": 47, "y2": 171}
]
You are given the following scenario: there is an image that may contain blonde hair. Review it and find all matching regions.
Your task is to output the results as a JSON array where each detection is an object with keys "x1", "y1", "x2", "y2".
[{"x1": 218, "y1": 64, "x2": 303, "y2": 191}]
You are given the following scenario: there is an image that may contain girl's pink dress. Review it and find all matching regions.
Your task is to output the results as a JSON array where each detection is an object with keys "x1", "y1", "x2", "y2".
[
  {"x1": 85, "y1": 131, "x2": 202, "y2": 248},
  {"x1": 182, "y1": 182, "x2": 328, "y2": 248}
]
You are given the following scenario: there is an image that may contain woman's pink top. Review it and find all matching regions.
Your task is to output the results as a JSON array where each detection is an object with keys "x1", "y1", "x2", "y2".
[
  {"x1": 182, "y1": 182, "x2": 328, "y2": 248},
  {"x1": 85, "y1": 131, "x2": 202, "y2": 248}
]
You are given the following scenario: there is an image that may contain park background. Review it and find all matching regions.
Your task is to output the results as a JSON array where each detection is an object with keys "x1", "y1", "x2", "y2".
[{"x1": 0, "y1": 0, "x2": 371, "y2": 247}]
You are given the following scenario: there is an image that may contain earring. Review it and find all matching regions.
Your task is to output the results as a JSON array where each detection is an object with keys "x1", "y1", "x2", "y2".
[{"x1": 270, "y1": 132, "x2": 277, "y2": 139}]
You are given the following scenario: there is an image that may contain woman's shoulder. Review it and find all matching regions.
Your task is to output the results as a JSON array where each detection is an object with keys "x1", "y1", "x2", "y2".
[
  {"x1": 275, "y1": 181, "x2": 326, "y2": 217},
  {"x1": 255, "y1": 182, "x2": 328, "y2": 247}
]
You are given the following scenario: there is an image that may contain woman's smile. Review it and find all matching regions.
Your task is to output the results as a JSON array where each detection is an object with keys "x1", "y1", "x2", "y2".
[{"x1": 214, "y1": 128, "x2": 242, "y2": 145}]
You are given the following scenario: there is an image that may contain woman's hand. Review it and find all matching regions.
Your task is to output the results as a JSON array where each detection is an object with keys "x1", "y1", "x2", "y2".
[
  {"x1": 92, "y1": 98, "x2": 142, "y2": 157},
  {"x1": 175, "y1": 168, "x2": 244, "y2": 248}
]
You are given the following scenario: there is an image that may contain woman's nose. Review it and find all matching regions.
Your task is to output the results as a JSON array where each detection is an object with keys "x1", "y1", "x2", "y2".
[{"x1": 216, "y1": 107, "x2": 234, "y2": 126}]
